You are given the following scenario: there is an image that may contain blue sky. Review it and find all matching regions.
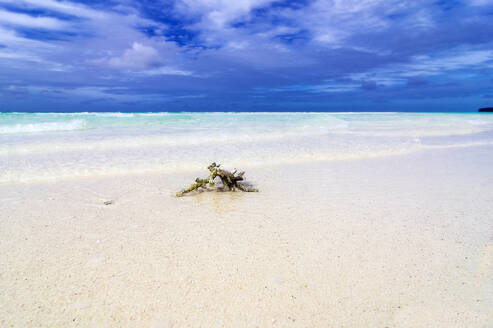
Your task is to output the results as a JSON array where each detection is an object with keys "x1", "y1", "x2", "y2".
[{"x1": 0, "y1": 0, "x2": 492, "y2": 112}]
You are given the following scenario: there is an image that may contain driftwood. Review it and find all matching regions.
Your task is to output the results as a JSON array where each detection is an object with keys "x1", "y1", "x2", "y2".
[{"x1": 176, "y1": 162, "x2": 258, "y2": 197}]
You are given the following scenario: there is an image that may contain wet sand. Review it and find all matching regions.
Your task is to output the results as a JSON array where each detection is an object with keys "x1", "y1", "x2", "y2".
[{"x1": 1, "y1": 145, "x2": 492, "y2": 327}]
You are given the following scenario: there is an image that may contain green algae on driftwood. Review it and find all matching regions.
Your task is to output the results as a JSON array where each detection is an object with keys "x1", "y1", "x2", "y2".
[{"x1": 176, "y1": 162, "x2": 258, "y2": 197}]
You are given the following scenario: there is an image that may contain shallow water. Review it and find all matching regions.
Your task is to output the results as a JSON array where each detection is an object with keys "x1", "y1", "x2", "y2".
[{"x1": 1, "y1": 112, "x2": 493, "y2": 183}]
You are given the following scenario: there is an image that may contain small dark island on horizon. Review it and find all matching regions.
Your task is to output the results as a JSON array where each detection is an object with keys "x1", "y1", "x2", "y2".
[{"x1": 478, "y1": 107, "x2": 493, "y2": 112}]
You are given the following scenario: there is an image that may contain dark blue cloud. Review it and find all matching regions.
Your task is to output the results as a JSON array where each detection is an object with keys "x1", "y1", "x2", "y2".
[{"x1": 0, "y1": 0, "x2": 492, "y2": 112}]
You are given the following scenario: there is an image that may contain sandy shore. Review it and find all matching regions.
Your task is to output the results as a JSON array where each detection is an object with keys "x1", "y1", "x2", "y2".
[{"x1": 1, "y1": 145, "x2": 492, "y2": 327}]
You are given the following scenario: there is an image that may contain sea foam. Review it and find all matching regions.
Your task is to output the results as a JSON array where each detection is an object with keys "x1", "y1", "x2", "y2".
[{"x1": 0, "y1": 119, "x2": 87, "y2": 134}]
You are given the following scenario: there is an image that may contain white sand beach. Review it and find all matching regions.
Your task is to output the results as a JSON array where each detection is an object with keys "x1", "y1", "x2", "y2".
[
  {"x1": 2, "y1": 0, "x2": 493, "y2": 324},
  {"x1": 1, "y1": 143, "x2": 492, "y2": 327}
]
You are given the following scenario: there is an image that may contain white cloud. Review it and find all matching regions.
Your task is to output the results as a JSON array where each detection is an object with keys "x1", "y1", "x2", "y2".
[
  {"x1": 0, "y1": 8, "x2": 68, "y2": 29},
  {"x1": 293, "y1": 0, "x2": 424, "y2": 46},
  {"x1": 176, "y1": 0, "x2": 278, "y2": 28},
  {"x1": 140, "y1": 66, "x2": 194, "y2": 76},
  {"x1": 0, "y1": 26, "x2": 69, "y2": 70},
  {"x1": 0, "y1": 50, "x2": 43, "y2": 61},
  {"x1": 268, "y1": 47, "x2": 493, "y2": 94},
  {"x1": 105, "y1": 42, "x2": 162, "y2": 69},
  {"x1": 92, "y1": 42, "x2": 194, "y2": 76},
  {"x1": 0, "y1": 25, "x2": 55, "y2": 48},
  {"x1": 0, "y1": 48, "x2": 71, "y2": 70},
  {"x1": 407, "y1": 50, "x2": 493, "y2": 75},
  {"x1": 0, "y1": 1, "x2": 183, "y2": 77},
  {"x1": 347, "y1": 49, "x2": 493, "y2": 86},
  {"x1": 93, "y1": 42, "x2": 194, "y2": 76},
  {"x1": 0, "y1": 0, "x2": 104, "y2": 18},
  {"x1": 308, "y1": 83, "x2": 361, "y2": 93},
  {"x1": 268, "y1": 82, "x2": 360, "y2": 93}
]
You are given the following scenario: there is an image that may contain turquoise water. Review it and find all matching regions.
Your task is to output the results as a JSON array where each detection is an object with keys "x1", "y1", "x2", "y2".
[{"x1": 1, "y1": 112, "x2": 493, "y2": 183}]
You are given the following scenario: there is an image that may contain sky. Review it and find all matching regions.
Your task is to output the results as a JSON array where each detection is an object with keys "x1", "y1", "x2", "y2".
[{"x1": 0, "y1": 0, "x2": 492, "y2": 112}]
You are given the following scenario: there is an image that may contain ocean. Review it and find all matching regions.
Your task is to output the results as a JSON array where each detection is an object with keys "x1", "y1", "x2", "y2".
[{"x1": 1, "y1": 112, "x2": 493, "y2": 183}]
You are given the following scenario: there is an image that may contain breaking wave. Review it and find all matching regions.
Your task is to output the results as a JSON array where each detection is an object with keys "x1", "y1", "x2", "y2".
[{"x1": 0, "y1": 120, "x2": 87, "y2": 134}]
